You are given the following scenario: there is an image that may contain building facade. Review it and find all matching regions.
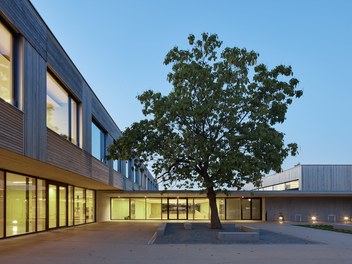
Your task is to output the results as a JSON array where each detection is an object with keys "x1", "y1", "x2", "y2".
[
  {"x1": 0, "y1": 0, "x2": 157, "y2": 239},
  {"x1": 0, "y1": 1, "x2": 351, "y2": 240}
]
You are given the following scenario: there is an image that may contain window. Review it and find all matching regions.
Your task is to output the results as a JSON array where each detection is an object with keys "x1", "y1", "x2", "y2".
[
  {"x1": 0, "y1": 21, "x2": 13, "y2": 104},
  {"x1": 91, "y1": 120, "x2": 106, "y2": 162},
  {"x1": 46, "y1": 72, "x2": 80, "y2": 146}
]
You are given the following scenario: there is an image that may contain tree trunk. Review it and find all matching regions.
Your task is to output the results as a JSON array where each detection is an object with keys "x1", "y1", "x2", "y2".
[{"x1": 207, "y1": 186, "x2": 222, "y2": 229}]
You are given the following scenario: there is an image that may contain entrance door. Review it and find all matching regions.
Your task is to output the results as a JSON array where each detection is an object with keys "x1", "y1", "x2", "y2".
[
  {"x1": 167, "y1": 198, "x2": 188, "y2": 220},
  {"x1": 47, "y1": 182, "x2": 67, "y2": 229}
]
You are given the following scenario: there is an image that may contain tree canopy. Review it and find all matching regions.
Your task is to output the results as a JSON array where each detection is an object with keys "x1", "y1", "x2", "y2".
[{"x1": 108, "y1": 33, "x2": 302, "y2": 228}]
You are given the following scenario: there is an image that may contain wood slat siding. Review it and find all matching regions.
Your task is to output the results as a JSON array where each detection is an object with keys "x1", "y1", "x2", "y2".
[
  {"x1": 47, "y1": 129, "x2": 92, "y2": 178},
  {"x1": 91, "y1": 94, "x2": 121, "y2": 139},
  {"x1": 302, "y1": 165, "x2": 352, "y2": 192},
  {"x1": 0, "y1": 100, "x2": 24, "y2": 154},
  {"x1": 81, "y1": 82, "x2": 92, "y2": 153},
  {"x1": 46, "y1": 33, "x2": 83, "y2": 99},
  {"x1": 112, "y1": 171, "x2": 124, "y2": 189},
  {"x1": 91, "y1": 158, "x2": 109, "y2": 185},
  {"x1": 0, "y1": 0, "x2": 47, "y2": 59},
  {"x1": 23, "y1": 40, "x2": 47, "y2": 161}
]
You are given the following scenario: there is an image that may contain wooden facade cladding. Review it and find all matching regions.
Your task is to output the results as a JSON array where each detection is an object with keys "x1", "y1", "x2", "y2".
[
  {"x1": 47, "y1": 129, "x2": 92, "y2": 178},
  {"x1": 23, "y1": 40, "x2": 47, "y2": 161},
  {"x1": 0, "y1": 0, "x2": 155, "y2": 191},
  {"x1": 0, "y1": 99, "x2": 24, "y2": 154},
  {"x1": 0, "y1": 0, "x2": 47, "y2": 59}
]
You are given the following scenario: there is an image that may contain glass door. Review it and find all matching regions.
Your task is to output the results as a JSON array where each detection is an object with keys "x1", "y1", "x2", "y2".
[
  {"x1": 48, "y1": 182, "x2": 67, "y2": 229},
  {"x1": 178, "y1": 199, "x2": 188, "y2": 220},
  {"x1": 168, "y1": 199, "x2": 178, "y2": 220}
]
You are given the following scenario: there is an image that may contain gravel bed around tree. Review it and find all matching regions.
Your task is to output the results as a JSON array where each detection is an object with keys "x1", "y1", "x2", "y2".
[{"x1": 154, "y1": 223, "x2": 320, "y2": 244}]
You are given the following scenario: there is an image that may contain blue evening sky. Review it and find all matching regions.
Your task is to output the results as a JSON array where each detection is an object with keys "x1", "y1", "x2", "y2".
[{"x1": 31, "y1": 0, "x2": 352, "y2": 170}]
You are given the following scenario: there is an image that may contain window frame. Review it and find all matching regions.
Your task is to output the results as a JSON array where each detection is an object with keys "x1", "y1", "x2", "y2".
[{"x1": 46, "y1": 70, "x2": 81, "y2": 147}]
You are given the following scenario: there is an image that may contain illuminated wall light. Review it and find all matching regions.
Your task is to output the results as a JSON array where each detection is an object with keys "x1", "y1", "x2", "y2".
[
  {"x1": 344, "y1": 216, "x2": 349, "y2": 223},
  {"x1": 311, "y1": 216, "x2": 317, "y2": 222}
]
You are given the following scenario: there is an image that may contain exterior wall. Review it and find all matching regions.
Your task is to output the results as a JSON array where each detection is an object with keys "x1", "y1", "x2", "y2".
[
  {"x1": 265, "y1": 196, "x2": 352, "y2": 222},
  {"x1": 0, "y1": 0, "x2": 157, "y2": 191},
  {"x1": 302, "y1": 165, "x2": 352, "y2": 192},
  {"x1": 260, "y1": 165, "x2": 302, "y2": 190}
]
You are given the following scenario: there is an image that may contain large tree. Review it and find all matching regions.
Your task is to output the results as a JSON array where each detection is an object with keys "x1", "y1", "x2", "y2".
[{"x1": 108, "y1": 33, "x2": 302, "y2": 229}]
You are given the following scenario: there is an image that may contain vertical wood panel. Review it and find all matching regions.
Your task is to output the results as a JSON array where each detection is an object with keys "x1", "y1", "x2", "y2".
[{"x1": 23, "y1": 40, "x2": 46, "y2": 161}]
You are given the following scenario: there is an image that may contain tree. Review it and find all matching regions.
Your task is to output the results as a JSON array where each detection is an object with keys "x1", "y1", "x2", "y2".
[{"x1": 108, "y1": 33, "x2": 302, "y2": 229}]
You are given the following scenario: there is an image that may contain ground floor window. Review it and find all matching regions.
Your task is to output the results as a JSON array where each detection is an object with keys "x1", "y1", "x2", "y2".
[
  {"x1": 0, "y1": 170, "x2": 95, "y2": 238},
  {"x1": 110, "y1": 197, "x2": 262, "y2": 221}
]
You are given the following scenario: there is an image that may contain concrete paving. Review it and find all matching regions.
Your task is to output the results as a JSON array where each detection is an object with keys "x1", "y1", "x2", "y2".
[{"x1": 0, "y1": 221, "x2": 351, "y2": 264}]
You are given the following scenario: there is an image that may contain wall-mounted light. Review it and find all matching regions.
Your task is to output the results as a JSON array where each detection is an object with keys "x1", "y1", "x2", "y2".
[
  {"x1": 344, "y1": 216, "x2": 349, "y2": 223},
  {"x1": 311, "y1": 216, "x2": 317, "y2": 223},
  {"x1": 278, "y1": 216, "x2": 284, "y2": 223}
]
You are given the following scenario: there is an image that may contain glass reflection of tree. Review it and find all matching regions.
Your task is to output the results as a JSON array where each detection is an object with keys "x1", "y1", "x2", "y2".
[{"x1": 46, "y1": 104, "x2": 59, "y2": 132}]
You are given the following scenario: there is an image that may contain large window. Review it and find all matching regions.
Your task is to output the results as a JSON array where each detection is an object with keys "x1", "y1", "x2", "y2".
[
  {"x1": 6, "y1": 173, "x2": 36, "y2": 236},
  {"x1": 0, "y1": 22, "x2": 13, "y2": 104},
  {"x1": 46, "y1": 72, "x2": 80, "y2": 146},
  {"x1": 91, "y1": 120, "x2": 106, "y2": 162},
  {"x1": 74, "y1": 187, "x2": 86, "y2": 225},
  {"x1": 86, "y1": 190, "x2": 95, "y2": 223}
]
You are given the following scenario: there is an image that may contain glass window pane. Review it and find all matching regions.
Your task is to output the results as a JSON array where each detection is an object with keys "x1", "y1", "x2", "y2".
[
  {"x1": 47, "y1": 73, "x2": 69, "y2": 139},
  {"x1": 226, "y1": 198, "x2": 241, "y2": 220},
  {"x1": 146, "y1": 198, "x2": 161, "y2": 220},
  {"x1": 37, "y1": 179, "x2": 46, "y2": 231},
  {"x1": 130, "y1": 198, "x2": 145, "y2": 220},
  {"x1": 71, "y1": 100, "x2": 78, "y2": 145},
  {"x1": 161, "y1": 198, "x2": 168, "y2": 220},
  {"x1": 92, "y1": 121, "x2": 102, "y2": 160},
  {"x1": 6, "y1": 173, "x2": 35, "y2": 236},
  {"x1": 111, "y1": 198, "x2": 129, "y2": 220},
  {"x1": 251, "y1": 199, "x2": 261, "y2": 220},
  {"x1": 178, "y1": 198, "x2": 187, "y2": 220},
  {"x1": 188, "y1": 198, "x2": 194, "y2": 220},
  {"x1": 216, "y1": 198, "x2": 225, "y2": 220},
  {"x1": 59, "y1": 186, "x2": 67, "y2": 227},
  {"x1": 241, "y1": 199, "x2": 251, "y2": 220},
  {"x1": 68, "y1": 186, "x2": 74, "y2": 226},
  {"x1": 0, "y1": 22, "x2": 13, "y2": 104},
  {"x1": 194, "y1": 198, "x2": 209, "y2": 220},
  {"x1": 0, "y1": 171, "x2": 4, "y2": 238},
  {"x1": 48, "y1": 184, "x2": 57, "y2": 228},
  {"x1": 74, "y1": 187, "x2": 85, "y2": 225},
  {"x1": 86, "y1": 190, "x2": 95, "y2": 223}
]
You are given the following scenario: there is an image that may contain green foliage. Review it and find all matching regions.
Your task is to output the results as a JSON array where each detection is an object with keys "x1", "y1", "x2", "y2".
[{"x1": 108, "y1": 33, "x2": 302, "y2": 191}]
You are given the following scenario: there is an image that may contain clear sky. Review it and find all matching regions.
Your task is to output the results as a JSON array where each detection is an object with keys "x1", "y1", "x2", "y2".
[{"x1": 30, "y1": 0, "x2": 352, "y2": 171}]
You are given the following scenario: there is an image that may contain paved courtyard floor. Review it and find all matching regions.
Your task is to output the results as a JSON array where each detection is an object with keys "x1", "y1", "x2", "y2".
[{"x1": 0, "y1": 221, "x2": 351, "y2": 264}]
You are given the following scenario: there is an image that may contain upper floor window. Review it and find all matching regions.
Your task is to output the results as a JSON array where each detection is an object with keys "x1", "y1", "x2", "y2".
[
  {"x1": 0, "y1": 22, "x2": 13, "y2": 104},
  {"x1": 91, "y1": 120, "x2": 106, "y2": 162},
  {"x1": 46, "y1": 72, "x2": 80, "y2": 146}
]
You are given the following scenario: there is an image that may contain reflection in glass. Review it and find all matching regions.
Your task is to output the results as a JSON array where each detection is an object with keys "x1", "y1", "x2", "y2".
[
  {"x1": 168, "y1": 199, "x2": 178, "y2": 220},
  {"x1": 161, "y1": 198, "x2": 168, "y2": 219},
  {"x1": 111, "y1": 198, "x2": 130, "y2": 220},
  {"x1": 216, "y1": 198, "x2": 225, "y2": 220},
  {"x1": 194, "y1": 198, "x2": 209, "y2": 220},
  {"x1": 0, "y1": 22, "x2": 13, "y2": 104},
  {"x1": 178, "y1": 199, "x2": 188, "y2": 220},
  {"x1": 241, "y1": 199, "x2": 251, "y2": 220},
  {"x1": 0, "y1": 171, "x2": 4, "y2": 238},
  {"x1": 59, "y1": 186, "x2": 67, "y2": 227},
  {"x1": 37, "y1": 179, "x2": 46, "y2": 231},
  {"x1": 91, "y1": 121, "x2": 105, "y2": 161},
  {"x1": 68, "y1": 186, "x2": 74, "y2": 226},
  {"x1": 74, "y1": 187, "x2": 85, "y2": 225},
  {"x1": 86, "y1": 190, "x2": 95, "y2": 223},
  {"x1": 251, "y1": 199, "x2": 261, "y2": 220},
  {"x1": 226, "y1": 198, "x2": 241, "y2": 220},
  {"x1": 46, "y1": 74, "x2": 69, "y2": 139},
  {"x1": 6, "y1": 173, "x2": 36, "y2": 236},
  {"x1": 130, "y1": 198, "x2": 145, "y2": 220},
  {"x1": 48, "y1": 184, "x2": 57, "y2": 228},
  {"x1": 146, "y1": 198, "x2": 161, "y2": 219}
]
